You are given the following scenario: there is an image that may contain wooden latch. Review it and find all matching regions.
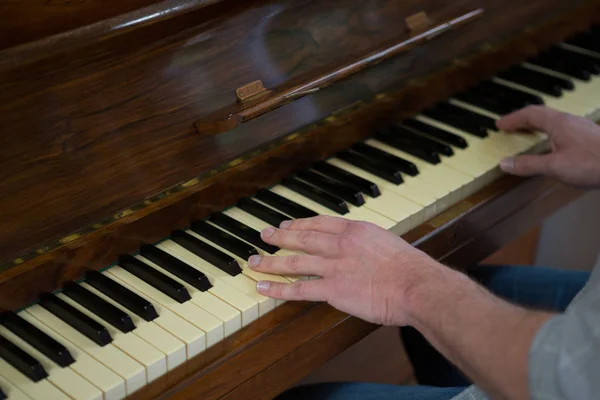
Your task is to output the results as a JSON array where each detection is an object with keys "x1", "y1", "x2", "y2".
[
  {"x1": 236, "y1": 80, "x2": 271, "y2": 102},
  {"x1": 405, "y1": 11, "x2": 433, "y2": 34},
  {"x1": 195, "y1": 8, "x2": 484, "y2": 136}
]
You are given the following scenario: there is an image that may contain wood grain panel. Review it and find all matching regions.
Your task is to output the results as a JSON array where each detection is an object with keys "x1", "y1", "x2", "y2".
[{"x1": 0, "y1": 0, "x2": 596, "y2": 264}]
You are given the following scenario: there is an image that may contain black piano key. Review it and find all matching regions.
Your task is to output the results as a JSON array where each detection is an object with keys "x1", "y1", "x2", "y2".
[
  {"x1": 370, "y1": 132, "x2": 441, "y2": 165},
  {"x1": 191, "y1": 220, "x2": 259, "y2": 259},
  {"x1": 473, "y1": 80, "x2": 545, "y2": 108},
  {"x1": 336, "y1": 150, "x2": 406, "y2": 183},
  {"x1": 86, "y1": 270, "x2": 158, "y2": 322},
  {"x1": 547, "y1": 46, "x2": 600, "y2": 74},
  {"x1": 497, "y1": 66, "x2": 573, "y2": 95},
  {"x1": 565, "y1": 31, "x2": 600, "y2": 54},
  {"x1": 170, "y1": 230, "x2": 242, "y2": 277},
  {"x1": 402, "y1": 119, "x2": 468, "y2": 149},
  {"x1": 62, "y1": 283, "x2": 135, "y2": 333},
  {"x1": 527, "y1": 51, "x2": 591, "y2": 81},
  {"x1": 119, "y1": 255, "x2": 191, "y2": 303},
  {"x1": 208, "y1": 213, "x2": 280, "y2": 254},
  {"x1": 312, "y1": 161, "x2": 381, "y2": 198},
  {"x1": 454, "y1": 90, "x2": 518, "y2": 115},
  {"x1": 422, "y1": 103, "x2": 492, "y2": 137},
  {"x1": 39, "y1": 293, "x2": 112, "y2": 346},
  {"x1": 387, "y1": 126, "x2": 454, "y2": 157},
  {"x1": 140, "y1": 244, "x2": 213, "y2": 291},
  {"x1": 296, "y1": 170, "x2": 365, "y2": 206},
  {"x1": 0, "y1": 312, "x2": 74, "y2": 367},
  {"x1": 282, "y1": 176, "x2": 350, "y2": 214},
  {"x1": 351, "y1": 142, "x2": 420, "y2": 175},
  {"x1": 432, "y1": 102, "x2": 498, "y2": 131},
  {"x1": 255, "y1": 189, "x2": 319, "y2": 219},
  {"x1": 0, "y1": 335, "x2": 48, "y2": 382},
  {"x1": 237, "y1": 198, "x2": 290, "y2": 227}
]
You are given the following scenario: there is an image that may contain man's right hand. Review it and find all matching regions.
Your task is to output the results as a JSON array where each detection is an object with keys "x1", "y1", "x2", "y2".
[{"x1": 497, "y1": 105, "x2": 600, "y2": 188}]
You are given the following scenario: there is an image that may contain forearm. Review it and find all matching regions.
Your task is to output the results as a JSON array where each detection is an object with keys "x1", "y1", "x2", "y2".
[{"x1": 405, "y1": 263, "x2": 554, "y2": 400}]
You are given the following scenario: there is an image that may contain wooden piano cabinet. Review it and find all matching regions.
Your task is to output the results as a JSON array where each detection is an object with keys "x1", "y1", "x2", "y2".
[
  {"x1": 155, "y1": 175, "x2": 583, "y2": 400},
  {"x1": 0, "y1": 0, "x2": 596, "y2": 398}
]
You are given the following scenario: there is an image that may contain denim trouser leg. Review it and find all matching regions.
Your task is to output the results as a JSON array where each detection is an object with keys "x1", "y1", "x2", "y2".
[
  {"x1": 401, "y1": 265, "x2": 590, "y2": 388},
  {"x1": 276, "y1": 265, "x2": 590, "y2": 400}
]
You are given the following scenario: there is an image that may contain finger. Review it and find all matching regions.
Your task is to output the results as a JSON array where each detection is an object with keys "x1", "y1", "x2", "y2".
[
  {"x1": 496, "y1": 105, "x2": 563, "y2": 136},
  {"x1": 260, "y1": 227, "x2": 340, "y2": 256},
  {"x1": 248, "y1": 254, "x2": 332, "y2": 277},
  {"x1": 256, "y1": 279, "x2": 330, "y2": 301},
  {"x1": 279, "y1": 215, "x2": 352, "y2": 234},
  {"x1": 499, "y1": 154, "x2": 553, "y2": 176}
]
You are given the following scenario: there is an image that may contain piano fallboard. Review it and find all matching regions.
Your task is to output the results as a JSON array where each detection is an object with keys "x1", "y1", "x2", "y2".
[{"x1": 0, "y1": 0, "x2": 597, "y2": 399}]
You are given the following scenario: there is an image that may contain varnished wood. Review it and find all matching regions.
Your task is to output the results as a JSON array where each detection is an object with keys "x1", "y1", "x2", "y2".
[
  {"x1": 1, "y1": 0, "x2": 597, "y2": 267},
  {"x1": 146, "y1": 175, "x2": 582, "y2": 400},
  {"x1": 195, "y1": 8, "x2": 484, "y2": 135},
  {"x1": 483, "y1": 227, "x2": 541, "y2": 265},
  {"x1": 0, "y1": 0, "x2": 229, "y2": 61},
  {"x1": 0, "y1": 0, "x2": 597, "y2": 399}
]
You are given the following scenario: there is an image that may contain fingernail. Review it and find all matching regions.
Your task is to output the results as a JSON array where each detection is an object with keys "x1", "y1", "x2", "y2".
[
  {"x1": 280, "y1": 220, "x2": 292, "y2": 229},
  {"x1": 262, "y1": 227, "x2": 276, "y2": 239},
  {"x1": 248, "y1": 255, "x2": 262, "y2": 268},
  {"x1": 500, "y1": 157, "x2": 514, "y2": 171},
  {"x1": 256, "y1": 281, "x2": 270, "y2": 292}
]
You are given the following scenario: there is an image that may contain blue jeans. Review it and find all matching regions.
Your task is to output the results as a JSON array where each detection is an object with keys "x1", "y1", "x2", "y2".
[{"x1": 275, "y1": 265, "x2": 590, "y2": 400}]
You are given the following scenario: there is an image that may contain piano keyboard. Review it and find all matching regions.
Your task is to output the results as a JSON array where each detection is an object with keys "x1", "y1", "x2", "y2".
[{"x1": 3, "y1": 32, "x2": 600, "y2": 400}]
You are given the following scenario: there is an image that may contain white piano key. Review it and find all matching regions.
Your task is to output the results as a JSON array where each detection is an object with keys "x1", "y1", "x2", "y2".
[
  {"x1": 447, "y1": 98, "x2": 545, "y2": 153},
  {"x1": 185, "y1": 228, "x2": 302, "y2": 282},
  {"x1": 203, "y1": 218, "x2": 311, "y2": 281},
  {"x1": 96, "y1": 271, "x2": 206, "y2": 359},
  {"x1": 79, "y1": 282, "x2": 187, "y2": 370},
  {"x1": 0, "y1": 375, "x2": 30, "y2": 400},
  {"x1": 133, "y1": 254, "x2": 242, "y2": 338},
  {"x1": 55, "y1": 293, "x2": 167, "y2": 384},
  {"x1": 364, "y1": 139, "x2": 481, "y2": 199},
  {"x1": 365, "y1": 139, "x2": 472, "y2": 189},
  {"x1": 326, "y1": 158, "x2": 438, "y2": 220},
  {"x1": 274, "y1": 182, "x2": 418, "y2": 228},
  {"x1": 157, "y1": 239, "x2": 275, "y2": 316},
  {"x1": 19, "y1": 311, "x2": 126, "y2": 400},
  {"x1": 269, "y1": 184, "x2": 398, "y2": 229},
  {"x1": 493, "y1": 72, "x2": 600, "y2": 118},
  {"x1": 106, "y1": 266, "x2": 222, "y2": 348},
  {"x1": 0, "y1": 357, "x2": 67, "y2": 400},
  {"x1": 0, "y1": 326, "x2": 102, "y2": 400},
  {"x1": 25, "y1": 305, "x2": 145, "y2": 396},
  {"x1": 520, "y1": 63, "x2": 600, "y2": 116}
]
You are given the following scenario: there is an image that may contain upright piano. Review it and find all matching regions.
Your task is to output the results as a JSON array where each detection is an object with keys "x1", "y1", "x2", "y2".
[{"x1": 0, "y1": 0, "x2": 599, "y2": 398}]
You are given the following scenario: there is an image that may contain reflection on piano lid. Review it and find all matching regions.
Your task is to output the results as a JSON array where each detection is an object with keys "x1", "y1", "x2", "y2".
[{"x1": 2, "y1": 30, "x2": 600, "y2": 398}]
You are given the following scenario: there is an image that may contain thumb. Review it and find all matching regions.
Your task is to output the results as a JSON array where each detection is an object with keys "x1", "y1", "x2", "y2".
[{"x1": 500, "y1": 154, "x2": 552, "y2": 177}]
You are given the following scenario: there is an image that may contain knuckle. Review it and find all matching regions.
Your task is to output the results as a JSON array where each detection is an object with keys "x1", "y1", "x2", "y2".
[
  {"x1": 339, "y1": 233, "x2": 358, "y2": 252},
  {"x1": 351, "y1": 220, "x2": 372, "y2": 233},
  {"x1": 286, "y1": 255, "x2": 301, "y2": 272},
  {"x1": 314, "y1": 215, "x2": 330, "y2": 226},
  {"x1": 273, "y1": 283, "x2": 284, "y2": 298},
  {"x1": 291, "y1": 281, "x2": 305, "y2": 298},
  {"x1": 298, "y1": 230, "x2": 313, "y2": 245}
]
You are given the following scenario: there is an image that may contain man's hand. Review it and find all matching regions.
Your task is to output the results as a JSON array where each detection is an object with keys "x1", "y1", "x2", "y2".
[
  {"x1": 248, "y1": 215, "x2": 442, "y2": 326},
  {"x1": 498, "y1": 105, "x2": 600, "y2": 188}
]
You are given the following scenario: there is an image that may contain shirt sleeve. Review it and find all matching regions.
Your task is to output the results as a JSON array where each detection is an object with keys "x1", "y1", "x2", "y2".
[{"x1": 528, "y1": 283, "x2": 600, "y2": 400}]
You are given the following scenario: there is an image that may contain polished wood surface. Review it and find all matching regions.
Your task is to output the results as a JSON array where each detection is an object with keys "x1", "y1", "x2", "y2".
[
  {"x1": 0, "y1": 0, "x2": 597, "y2": 398},
  {"x1": 0, "y1": 0, "x2": 596, "y2": 267},
  {"x1": 151, "y1": 175, "x2": 583, "y2": 400},
  {"x1": 195, "y1": 8, "x2": 484, "y2": 135},
  {"x1": 0, "y1": 0, "x2": 226, "y2": 52}
]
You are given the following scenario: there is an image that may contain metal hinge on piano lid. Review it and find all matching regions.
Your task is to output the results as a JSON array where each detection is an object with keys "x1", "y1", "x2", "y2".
[{"x1": 194, "y1": 8, "x2": 484, "y2": 136}]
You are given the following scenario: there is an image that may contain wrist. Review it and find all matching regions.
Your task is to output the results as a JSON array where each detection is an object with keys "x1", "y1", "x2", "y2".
[{"x1": 401, "y1": 260, "x2": 469, "y2": 329}]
